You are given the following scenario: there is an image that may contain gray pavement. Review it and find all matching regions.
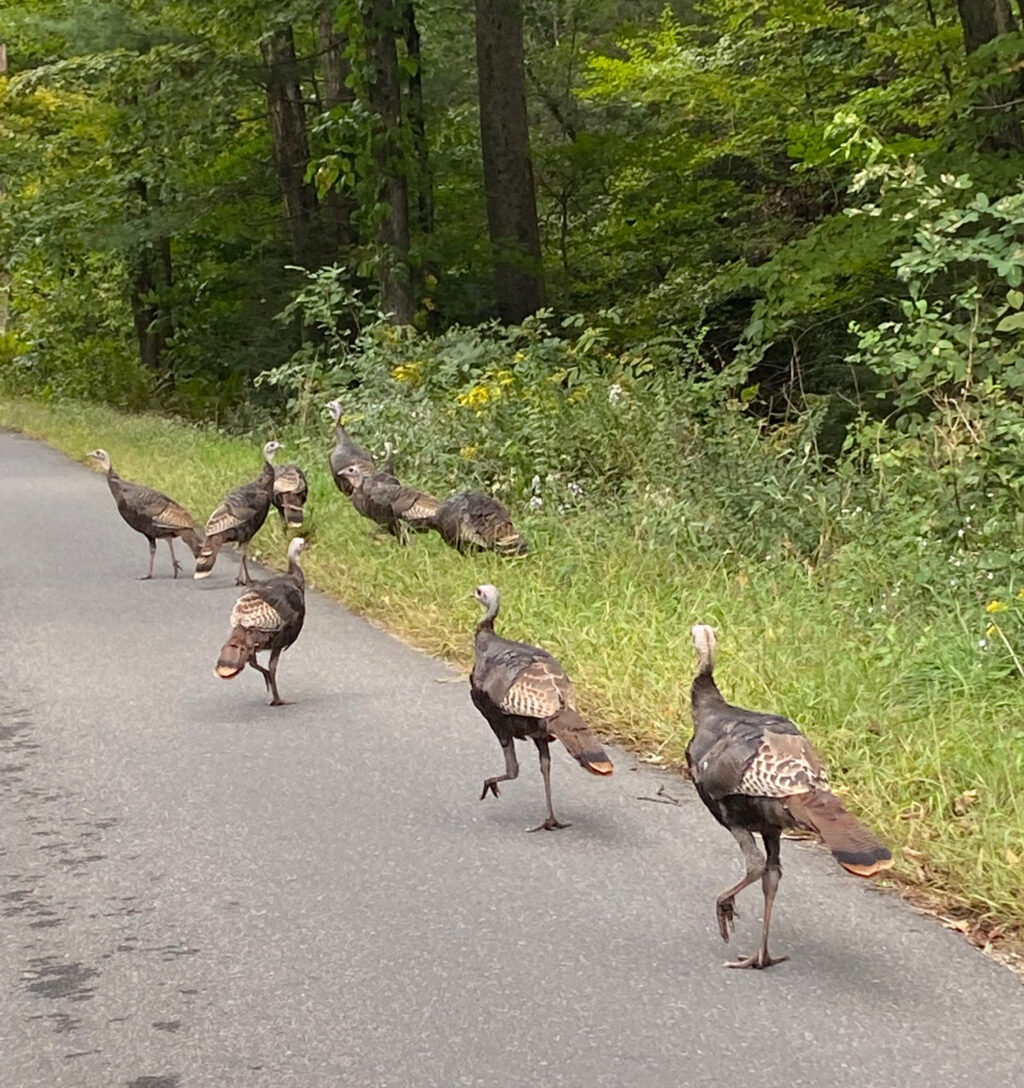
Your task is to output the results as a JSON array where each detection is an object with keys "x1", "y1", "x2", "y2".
[{"x1": 1, "y1": 428, "x2": 1023, "y2": 1088}]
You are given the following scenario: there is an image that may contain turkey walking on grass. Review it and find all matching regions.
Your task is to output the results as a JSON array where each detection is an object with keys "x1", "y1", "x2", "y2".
[
  {"x1": 87, "y1": 449, "x2": 204, "y2": 579},
  {"x1": 194, "y1": 440, "x2": 281, "y2": 584},
  {"x1": 470, "y1": 584, "x2": 613, "y2": 831},
  {"x1": 272, "y1": 463, "x2": 308, "y2": 528},
  {"x1": 338, "y1": 463, "x2": 439, "y2": 541},
  {"x1": 430, "y1": 492, "x2": 528, "y2": 557},
  {"x1": 687, "y1": 624, "x2": 893, "y2": 969},
  {"x1": 215, "y1": 536, "x2": 308, "y2": 706}
]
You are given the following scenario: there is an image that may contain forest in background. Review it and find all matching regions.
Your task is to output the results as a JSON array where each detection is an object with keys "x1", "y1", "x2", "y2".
[{"x1": 2, "y1": 2, "x2": 1024, "y2": 938}]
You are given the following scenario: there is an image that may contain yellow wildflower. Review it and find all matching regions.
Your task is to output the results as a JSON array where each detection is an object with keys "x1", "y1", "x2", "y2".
[
  {"x1": 391, "y1": 361, "x2": 422, "y2": 385},
  {"x1": 1017, "y1": 587, "x2": 1024, "y2": 600},
  {"x1": 459, "y1": 446, "x2": 477, "y2": 460},
  {"x1": 985, "y1": 600, "x2": 1009, "y2": 613},
  {"x1": 514, "y1": 351, "x2": 525, "y2": 362},
  {"x1": 986, "y1": 624, "x2": 997, "y2": 637},
  {"x1": 457, "y1": 384, "x2": 491, "y2": 408}
]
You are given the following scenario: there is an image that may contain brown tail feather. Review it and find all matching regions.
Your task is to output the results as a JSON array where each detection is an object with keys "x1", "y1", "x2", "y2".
[
  {"x1": 548, "y1": 708, "x2": 614, "y2": 776},
  {"x1": 194, "y1": 535, "x2": 222, "y2": 579},
  {"x1": 215, "y1": 627, "x2": 255, "y2": 678},
  {"x1": 784, "y1": 790, "x2": 893, "y2": 877}
]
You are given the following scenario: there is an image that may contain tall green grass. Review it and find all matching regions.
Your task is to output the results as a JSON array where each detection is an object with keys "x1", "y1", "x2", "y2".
[{"x1": 3, "y1": 396, "x2": 1022, "y2": 945}]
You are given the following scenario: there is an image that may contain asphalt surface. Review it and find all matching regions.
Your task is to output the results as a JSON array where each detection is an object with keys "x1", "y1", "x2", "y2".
[{"x1": 1, "y1": 429, "x2": 1023, "y2": 1088}]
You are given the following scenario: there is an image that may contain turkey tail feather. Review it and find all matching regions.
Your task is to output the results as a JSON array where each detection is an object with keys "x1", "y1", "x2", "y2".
[
  {"x1": 548, "y1": 708, "x2": 614, "y2": 776},
  {"x1": 194, "y1": 535, "x2": 222, "y2": 579},
  {"x1": 784, "y1": 790, "x2": 893, "y2": 877},
  {"x1": 215, "y1": 627, "x2": 254, "y2": 678}
]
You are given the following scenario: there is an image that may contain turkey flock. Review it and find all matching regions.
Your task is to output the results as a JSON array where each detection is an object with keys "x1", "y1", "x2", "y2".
[{"x1": 88, "y1": 398, "x2": 893, "y2": 971}]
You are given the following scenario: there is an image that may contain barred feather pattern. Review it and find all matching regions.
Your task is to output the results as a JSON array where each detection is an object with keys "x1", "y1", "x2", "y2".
[
  {"x1": 230, "y1": 593, "x2": 285, "y2": 633},
  {"x1": 737, "y1": 733, "x2": 829, "y2": 799}
]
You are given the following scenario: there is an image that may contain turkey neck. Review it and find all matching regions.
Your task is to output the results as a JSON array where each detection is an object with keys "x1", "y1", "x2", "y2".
[
  {"x1": 287, "y1": 556, "x2": 305, "y2": 585},
  {"x1": 690, "y1": 660, "x2": 730, "y2": 734},
  {"x1": 474, "y1": 601, "x2": 499, "y2": 645}
]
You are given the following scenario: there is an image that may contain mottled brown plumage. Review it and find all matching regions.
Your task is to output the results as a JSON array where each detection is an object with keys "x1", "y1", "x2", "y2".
[
  {"x1": 430, "y1": 491, "x2": 528, "y2": 556},
  {"x1": 687, "y1": 624, "x2": 893, "y2": 969},
  {"x1": 272, "y1": 464, "x2": 308, "y2": 528},
  {"x1": 215, "y1": 537, "x2": 308, "y2": 705},
  {"x1": 194, "y1": 440, "x2": 281, "y2": 584},
  {"x1": 87, "y1": 449, "x2": 204, "y2": 579},
  {"x1": 470, "y1": 584, "x2": 613, "y2": 831},
  {"x1": 339, "y1": 463, "x2": 440, "y2": 541}
]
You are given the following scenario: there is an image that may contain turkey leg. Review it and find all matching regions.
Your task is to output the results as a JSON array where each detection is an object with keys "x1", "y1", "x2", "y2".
[{"x1": 529, "y1": 738, "x2": 570, "y2": 832}]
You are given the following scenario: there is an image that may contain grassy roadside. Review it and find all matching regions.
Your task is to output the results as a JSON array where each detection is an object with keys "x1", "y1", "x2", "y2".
[{"x1": 3, "y1": 395, "x2": 1022, "y2": 960}]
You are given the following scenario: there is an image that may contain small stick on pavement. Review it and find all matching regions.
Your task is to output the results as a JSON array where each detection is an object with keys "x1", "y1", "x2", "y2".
[{"x1": 637, "y1": 785, "x2": 684, "y2": 806}]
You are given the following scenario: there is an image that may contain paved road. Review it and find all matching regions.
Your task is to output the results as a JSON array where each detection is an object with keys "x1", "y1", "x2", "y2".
[{"x1": 1, "y1": 430, "x2": 1023, "y2": 1088}]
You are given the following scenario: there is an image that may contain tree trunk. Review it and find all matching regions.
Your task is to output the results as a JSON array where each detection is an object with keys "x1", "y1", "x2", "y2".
[
  {"x1": 129, "y1": 179, "x2": 172, "y2": 374},
  {"x1": 317, "y1": 6, "x2": 358, "y2": 250},
  {"x1": 474, "y1": 0, "x2": 545, "y2": 323},
  {"x1": 362, "y1": 0, "x2": 415, "y2": 325},
  {"x1": 403, "y1": 3, "x2": 433, "y2": 235},
  {"x1": 261, "y1": 26, "x2": 323, "y2": 268},
  {"x1": 955, "y1": 0, "x2": 1024, "y2": 150}
]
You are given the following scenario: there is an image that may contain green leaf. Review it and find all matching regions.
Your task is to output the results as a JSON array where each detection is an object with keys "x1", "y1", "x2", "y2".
[{"x1": 996, "y1": 313, "x2": 1024, "y2": 333}]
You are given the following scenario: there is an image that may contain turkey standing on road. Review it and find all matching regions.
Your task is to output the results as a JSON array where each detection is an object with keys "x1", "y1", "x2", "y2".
[
  {"x1": 214, "y1": 536, "x2": 308, "y2": 706},
  {"x1": 326, "y1": 399, "x2": 378, "y2": 495},
  {"x1": 272, "y1": 463, "x2": 308, "y2": 528},
  {"x1": 687, "y1": 624, "x2": 893, "y2": 969},
  {"x1": 87, "y1": 449, "x2": 204, "y2": 579},
  {"x1": 430, "y1": 492, "x2": 528, "y2": 556},
  {"x1": 338, "y1": 463, "x2": 440, "y2": 541},
  {"x1": 194, "y1": 440, "x2": 281, "y2": 584},
  {"x1": 470, "y1": 584, "x2": 613, "y2": 831}
]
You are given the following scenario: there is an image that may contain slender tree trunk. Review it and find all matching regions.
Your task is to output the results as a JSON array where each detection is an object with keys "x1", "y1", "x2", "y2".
[
  {"x1": 362, "y1": 0, "x2": 414, "y2": 324},
  {"x1": 474, "y1": 0, "x2": 545, "y2": 323},
  {"x1": 317, "y1": 6, "x2": 359, "y2": 250},
  {"x1": 955, "y1": 0, "x2": 1024, "y2": 150},
  {"x1": 403, "y1": 3, "x2": 433, "y2": 235},
  {"x1": 129, "y1": 179, "x2": 172, "y2": 374},
  {"x1": 261, "y1": 26, "x2": 322, "y2": 268}
]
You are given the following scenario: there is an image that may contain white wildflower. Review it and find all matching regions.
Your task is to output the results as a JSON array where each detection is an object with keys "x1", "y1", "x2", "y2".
[
  {"x1": 529, "y1": 495, "x2": 544, "y2": 511},
  {"x1": 608, "y1": 383, "x2": 625, "y2": 404}
]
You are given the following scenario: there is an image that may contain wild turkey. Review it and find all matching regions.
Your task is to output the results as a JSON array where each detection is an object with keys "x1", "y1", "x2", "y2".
[
  {"x1": 214, "y1": 536, "x2": 308, "y2": 706},
  {"x1": 470, "y1": 584, "x2": 613, "y2": 831},
  {"x1": 338, "y1": 463, "x2": 440, "y2": 541},
  {"x1": 687, "y1": 624, "x2": 893, "y2": 969},
  {"x1": 326, "y1": 399, "x2": 377, "y2": 495},
  {"x1": 272, "y1": 464, "x2": 308, "y2": 528},
  {"x1": 194, "y1": 440, "x2": 281, "y2": 584},
  {"x1": 87, "y1": 449, "x2": 204, "y2": 579},
  {"x1": 430, "y1": 492, "x2": 529, "y2": 557}
]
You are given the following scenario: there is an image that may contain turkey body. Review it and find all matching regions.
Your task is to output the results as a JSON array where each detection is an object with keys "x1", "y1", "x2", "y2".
[
  {"x1": 431, "y1": 492, "x2": 528, "y2": 556},
  {"x1": 272, "y1": 464, "x2": 308, "y2": 528},
  {"x1": 687, "y1": 624, "x2": 893, "y2": 969},
  {"x1": 470, "y1": 584, "x2": 613, "y2": 831},
  {"x1": 87, "y1": 449, "x2": 204, "y2": 579},
  {"x1": 215, "y1": 538, "x2": 307, "y2": 705},
  {"x1": 340, "y1": 464, "x2": 439, "y2": 541},
  {"x1": 194, "y1": 441, "x2": 280, "y2": 584}
]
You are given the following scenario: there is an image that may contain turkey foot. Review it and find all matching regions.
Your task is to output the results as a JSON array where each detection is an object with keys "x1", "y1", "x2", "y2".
[
  {"x1": 480, "y1": 780, "x2": 502, "y2": 800},
  {"x1": 527, "y1": 816, "x2": 571, "y2": 832},
  {"x1": 724, "y1": 949, "x2": 788, "y2": 970}
]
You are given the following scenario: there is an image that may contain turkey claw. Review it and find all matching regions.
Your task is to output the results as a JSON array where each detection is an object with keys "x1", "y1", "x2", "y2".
[
  {"x1": 527, "y1": 817, "x2": 571, "y2": 832},
  {"x1": 716, "y1": 897, "x2": 738, "y2": 942},
  {"x1": 480, "y1": 780, "x2": 501, "y2": 800}
]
